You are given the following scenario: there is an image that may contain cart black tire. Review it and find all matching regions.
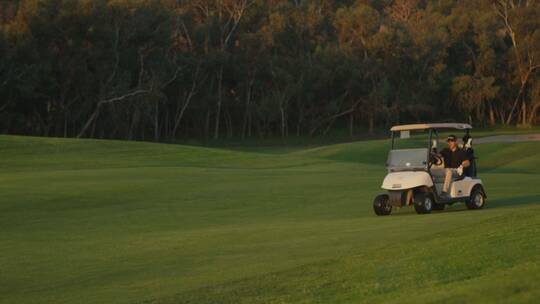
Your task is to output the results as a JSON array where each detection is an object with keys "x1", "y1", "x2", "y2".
[
  {"x1": 414, "y1": 192, "x2": 433, "y2": 214},
  {"x1": 432, "y1": 202, "x2": 446, "y2": 211},
  {"x1": 466, "y1": 186, "x2": 486, "y2": 210},
  {"x1": 373, "y1": 194, "x2": 392, "y2": 216}
]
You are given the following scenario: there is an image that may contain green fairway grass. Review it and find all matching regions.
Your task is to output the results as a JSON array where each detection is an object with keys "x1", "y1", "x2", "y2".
[{"x1": 1, "y1": 135, "x2": 539, "y2": 304}]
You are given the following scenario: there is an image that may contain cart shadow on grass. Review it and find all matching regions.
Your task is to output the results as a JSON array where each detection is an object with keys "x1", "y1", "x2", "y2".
[
  {"x1": 486, "y1": 195, "x2": 540, "y2": 209},
  {"x1": 386, "y1": 194, "x2": 539, "y2": 216}
]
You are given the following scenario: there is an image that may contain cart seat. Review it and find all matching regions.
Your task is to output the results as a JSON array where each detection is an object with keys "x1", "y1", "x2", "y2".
[{"x1": 430, "y1": 168, "x2": 464, "y2": 183}]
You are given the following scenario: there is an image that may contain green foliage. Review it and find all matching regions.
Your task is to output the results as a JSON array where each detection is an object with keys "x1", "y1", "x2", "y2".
[{"x1": 0, "y1": 0, "x2": 540, "y2": 141}]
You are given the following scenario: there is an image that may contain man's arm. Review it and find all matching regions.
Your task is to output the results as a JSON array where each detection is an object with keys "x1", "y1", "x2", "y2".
[{"x1": 456, "y1": 151, "x2": 470, "y2": 176}]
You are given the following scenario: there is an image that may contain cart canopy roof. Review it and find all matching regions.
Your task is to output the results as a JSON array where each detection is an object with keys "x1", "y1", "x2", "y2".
[{"x1": 390, "y1": 123, "x2": 472, "y2": 132}]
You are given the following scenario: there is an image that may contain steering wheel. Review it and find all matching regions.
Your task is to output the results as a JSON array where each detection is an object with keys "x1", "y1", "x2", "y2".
[{"x1": 430, "y1": 152, "x2": 443, "y2": 166}]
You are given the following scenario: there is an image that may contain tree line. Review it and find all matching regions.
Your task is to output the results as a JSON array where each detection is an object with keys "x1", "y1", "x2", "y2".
[{"x1": 0, "y1": 0, "x2": 539, "y2": 141}]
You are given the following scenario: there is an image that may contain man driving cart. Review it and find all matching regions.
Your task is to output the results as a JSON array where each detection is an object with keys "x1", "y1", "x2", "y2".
[{"x1": 438, "y1": 134, "x2": 471, "y2": 199}]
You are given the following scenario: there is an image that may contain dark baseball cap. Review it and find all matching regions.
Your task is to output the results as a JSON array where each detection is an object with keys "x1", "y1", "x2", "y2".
[{"x1": 447, "y1": 134, "x2": 457, "y2": 142}]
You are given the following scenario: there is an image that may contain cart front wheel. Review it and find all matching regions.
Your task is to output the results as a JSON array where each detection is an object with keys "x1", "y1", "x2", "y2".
[
  {"x1": 373, "y1": 194, "x2": 392, "y2": 216},
  {"x1": 414, "y1": 192, "x2": 433, "y2": 214}
]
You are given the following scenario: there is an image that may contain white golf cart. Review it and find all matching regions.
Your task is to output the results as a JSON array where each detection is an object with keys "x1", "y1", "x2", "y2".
[{"x1": 373, "y1": 123, "x2": 487, "y2": 216}]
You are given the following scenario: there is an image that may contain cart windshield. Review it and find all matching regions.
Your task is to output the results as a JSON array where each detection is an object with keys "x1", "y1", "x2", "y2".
[
  {"x1": 387, "y1": 148, "x2": 428, "y2": 171},
  {"x1": 392, "y1": 129, "x2": 431, "y2": 149}
]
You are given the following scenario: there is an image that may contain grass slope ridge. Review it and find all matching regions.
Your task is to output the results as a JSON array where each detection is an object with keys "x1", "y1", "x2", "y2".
[{"x1": 0, "y1": 135, "x2": 539, "y2": 304}]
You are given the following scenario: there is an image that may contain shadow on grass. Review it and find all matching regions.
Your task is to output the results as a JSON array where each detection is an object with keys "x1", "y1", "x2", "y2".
[
  {"x1": 482, "y1": 167, "x2": 539, "y2": 174},
  {"x1": 387, "y1": 195, "x2": 539, "y2": 217},
  {"x1": 389, "y1": 206, "x2": 470, "y2": 217},
  {"x1": 442, "y1": 195, "x2": 539, "y2": 212},
  {"x1": 487, "y1": 195, "x2": 540, "y2": 209}
]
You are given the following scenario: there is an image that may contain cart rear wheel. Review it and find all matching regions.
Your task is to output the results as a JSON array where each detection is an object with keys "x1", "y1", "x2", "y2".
[
  {"x1": 373, "y1": 194, "x2": 392, "y2": 216},
  {"x1": 466, "y1": 187, "x2": 486, "y2": 210},
  {"x1": 414, "y1": 192, "x2": 433, "y2": 214}
]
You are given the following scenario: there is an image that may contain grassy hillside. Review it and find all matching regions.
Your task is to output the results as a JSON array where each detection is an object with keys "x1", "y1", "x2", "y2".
[{"x1": 1, "y1": 135, "x2": 539, "y2": 304}]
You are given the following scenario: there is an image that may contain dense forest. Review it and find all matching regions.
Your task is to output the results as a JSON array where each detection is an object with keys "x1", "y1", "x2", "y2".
[{"x1": 0, "y1": 0, "x2": 539, "y2": 141}]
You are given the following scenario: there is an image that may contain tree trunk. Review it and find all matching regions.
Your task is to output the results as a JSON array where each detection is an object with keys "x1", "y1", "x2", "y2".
[
  {"x1": 296, "y1": 106, "x2": 303, "y2": 137},
  {"x1": 241, "y1": 89, "x2": 251, "y2": 139},
  {"x1": 164, "y1": 106, "x2": 170, "y2": 140},
  {"x1": 154, "y1": 101, "x2": 160, "y2": 141},
  {"x1": 77, "y1": 90, "x2": 149, "y2": 138},
  {"x1": 128, "y1": 107, "x2": 141, "y2": 141},
  {"x1": 488, "y1": 103, "x2": 496, "y2": 126},
  {"x1": 497, "y1": 105, "x2": 506, "y2": 124},
  {"x1": 172, "y1": 93, "x2": 194, "y2": 137},
  {"x1": 349, "y1": 112, "x2": 354, "y2": 138},
  {"x1": 225, "y1": 109, "x2": 233, "y2": 138},
  {"x1": 280, "y1": 105, "x2": 285, "y2": 138},
  {"x1": 214, "y1": 67, "x2": 223, "y2": 140},
  {"x1": 506, "y1": 74, "x2": 529, "y2": 125},
  {"x1": 205, "y1": 108, "x2": 211, "y2": 141},
  {"x1": 521, "y1": 101, "x2": 527, "y2": 126},
  {"x1": 64, "y1": 113, "x2": 68, "y2": 138},
  {"x1": 90, "y1": 113, "x2": 97, "y2": 138},
  {"x1": 527, "y1": 102, "x2": 540, "y2": 125},
  {"x1": 247, "y1": 113, "x2": 252, "y2": 137}
]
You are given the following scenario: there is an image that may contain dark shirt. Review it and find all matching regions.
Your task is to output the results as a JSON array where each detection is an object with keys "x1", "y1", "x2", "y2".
[{"x1": 440, "y1": 147, "x2": 468, "y2": 168}]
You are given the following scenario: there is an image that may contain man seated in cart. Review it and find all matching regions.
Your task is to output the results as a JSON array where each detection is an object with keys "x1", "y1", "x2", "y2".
[{"x1": 439, "y1": 134, "x2": 471, "y2": 199}]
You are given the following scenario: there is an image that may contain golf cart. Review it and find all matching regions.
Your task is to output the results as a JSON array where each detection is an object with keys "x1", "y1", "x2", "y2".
[{"x1": 373, "y1": 123, "x2": 487, "y2": 216}]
